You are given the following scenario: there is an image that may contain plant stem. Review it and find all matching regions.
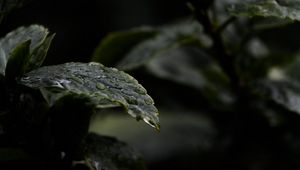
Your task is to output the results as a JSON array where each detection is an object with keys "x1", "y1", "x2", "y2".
[{"x1": 194, "y1": 9, "x2": 239, "y2": 89}]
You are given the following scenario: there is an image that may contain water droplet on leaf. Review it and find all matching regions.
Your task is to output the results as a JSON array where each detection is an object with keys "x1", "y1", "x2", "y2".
[
  {"x1": 135, "y1": 86, "x2": 147, "y2": 94},
  {"x1": 96, "y1": 82, "x2": 106, "y2": 90},
  {"x1": 144, "y1": 97, "x2": 154, "y2": 105}
]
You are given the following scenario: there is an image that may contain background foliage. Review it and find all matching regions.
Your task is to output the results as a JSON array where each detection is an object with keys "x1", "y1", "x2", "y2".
[{"x1": 2, "y1": 0, "x2": 300, "y2": 170}]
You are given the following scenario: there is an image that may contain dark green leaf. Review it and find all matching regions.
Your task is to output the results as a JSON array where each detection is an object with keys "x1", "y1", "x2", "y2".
[
  {"x1": 228, "y1": 0, "x2": 300, "y2": 21},
  {"x1": 91, "y1": 27, "x2": 157, "y2": 66},
  {"x1": 0, "y1": 25, "x2": 50, "y2": 76},
  {"x1": 24, "y1": 33, "x2": 55, "y2": 73},
  {"x1": 117, "y1": 20, "x2": 211, "y2": 70},
  {"x1": 81, "y1": 133, "x2": 146, "y2": 170},
  {"x1": 0, "y1": 147, "x2": 30, "y2": 161},
  {"x1": 19, "y1": 62, "x2": 159, "y2": 129},
  {"x1": 144, "y1": 44, "x2": 234, "y2": 109},
  {"x1": 0, "y1": 0, "x2": 31, "y2": 15},
  {"x1": 89, "y1": 111, "x2": 217, "y2": 163},
  {"x1": 5, "y1": 40, "x2": 31, "y2": 80}
]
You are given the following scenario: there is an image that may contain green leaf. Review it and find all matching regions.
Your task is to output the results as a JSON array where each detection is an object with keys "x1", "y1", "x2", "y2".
[
  {"x1": 81, "y1": 133, "x2": 146, "y2": 170},
  {"x1": 24, "y1": 33, "x2": 55, "y2": 73},
  {"x1": 0, "y1": 25, "x2": 51, "y2": 76},
  {"x1": 19, "y1": 62, "x2": 159, "y2": 130},
  {"x1": 5, "y1": 40, "x2": 31, "y2": 80},
  {"x1": 117, "y1": 20, "x2": 211, "y2": 70},
  {"x1": 228, "y1": 0, "x2": 300, "y2": 21},
  {"x1": 91, "y1": 27, "x2": 157, "y2": 66}
]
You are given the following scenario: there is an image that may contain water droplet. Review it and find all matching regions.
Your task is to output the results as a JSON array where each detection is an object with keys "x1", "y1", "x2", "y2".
[
  {"x1": 135, "y1": 86, "x2": 147, "y2": 94},
  {"x1": 88, "y1": 62, "x2": 100, "y2": 66},
  {"x1": 97, "y1": 75, "x2": 107, "y2": 79},
  {"x1": 96, "y1": 82, "x2": 106, "y2": 90},
  {"x1": 144, "y1": 97, "x2": 154, "y2": 105},
  {"x1": 22, "y1": 76, "x2": 30, "y2": 80},
  {"x1": 143, "y1": 117, "x2": 159, "y2": 130},
  {"x1": 58, "y1": 79, "x2": 71, "y2": 89},
  {"x1": 111, "y1": 67, "x2": 118, "y2": 72},
  {"x1": 126, "y1": 96, "x2": 138, "y2": 105}
]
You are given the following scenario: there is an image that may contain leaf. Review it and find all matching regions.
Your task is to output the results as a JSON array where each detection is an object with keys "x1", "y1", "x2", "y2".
[
  {"x1": 117, "y1": 19, "x2": 211, "y2": 70},
  {"x1": 24, "y1": 33, "x2": 55, "y2": 73},
  {"x1": 5, "y1": 40, "x2": 31, "y2": 80},
  {"x1": 228, "y1": 0, "x2": 300, "y2": 21},
  {"x1": 0, "y1": 0, "x2": 31, "y2": 15},
  {"x1": 89, "y1": 111, "x2": 217, "y2": 163},
  {"x1": 255, "y1": 79, "x2": 300, "y2": 114},
  {"x1": 144, "y1": 44, "x2": 234, "y2": 109},
  {"x1": 19, "y1": 62, "x2": 159, "y2": 130},
  {"x1": 0, "y1": 147, "x2": 30, "y2": 161},
  {"x1": 81, "y1": 133, "x2": 146, "y2": 170},
  {"x1": 0, "y1": 25, "x2": 51, "y2": 76},
  {"x1": 91, "y1": 27, "x2": 157, "y2": 66}
]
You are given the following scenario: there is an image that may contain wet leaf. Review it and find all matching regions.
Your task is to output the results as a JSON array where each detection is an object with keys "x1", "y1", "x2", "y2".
[
  {"x1": 0, "y1": 25, "x2": 53, "y2": 76},
  {"x1": 82, "y1": 133, "x2": 146, "y2": 170},
  {"x1": 19, "y1": 62, "x2": 159, "y2": 129},
  {"x1": 91, "y1": 27, "x2": 157, "y2": 66},
  {"x1": 228, "y1": 0, "x2": 300, "y2": 21},
  {"x1": 117, "y1": 19, "x2": 211, "y2": 70}
]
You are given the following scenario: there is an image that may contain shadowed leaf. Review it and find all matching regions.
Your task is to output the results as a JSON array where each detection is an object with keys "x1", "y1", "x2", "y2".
[
  {"x1": 0, "y1": 25, "x2": 54, "y2": 77},
  {"x1": 91, "y1": 27, "x2": 157, "y2": 66},
  {"x1": 82, "y1": 133, "x2": 146, "y2": 170},
  {"x1": 116, "y1": 20, "x2": 211, "y2": 70},
  {"x1": 5, "y1": 40, "x2": 31, "y2": 80}
]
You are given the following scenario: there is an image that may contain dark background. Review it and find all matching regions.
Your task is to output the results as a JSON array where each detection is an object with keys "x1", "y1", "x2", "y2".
[{"x1": 0, "y1": 0, "x2": 189, "y2": 65}]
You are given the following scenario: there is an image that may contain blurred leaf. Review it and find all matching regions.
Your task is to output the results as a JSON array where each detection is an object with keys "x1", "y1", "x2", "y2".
[
  {"x1": 91, "y1": 27, "x2": 157, "y2": 66},
  {"x1": 83, "y1": 133, "x2": 146, "y2": 170},
  {"x1": 117, "y1": 19, "x2": 211, "y2": 70},
  {"x1": 236, "y1": 49, "x2": 296, "y2": 82},
  {"x1": 145, "y1": 44, "x2": 234, "y2": 109},
  {"x1": 19, "y1": 62, "x2": 159, "y2": 129},
  {"x1": 228, "y1": 0, "x2": 300, "y2": 21},
  {"x1": 0, "y1": 0, "x2": 31, "y2": 15},
  {"x1": 250, "y1": 54, "x2": 300, "y2": 116},
  {"x1": 89, "y1": 110, "x2": 217, "y2": 163},
  {"x1": 5, "y1": 40, "x2": 31, "y2": 80},
  {"x1": 0, "y1": 147, "x2": 30, "y2": 161},
  {"x1": 0, "y1": 25, "x2": 52, "y2": 76},
  {"x1": 256, "y1": 79, "x2": 300, "y2": 115}
]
